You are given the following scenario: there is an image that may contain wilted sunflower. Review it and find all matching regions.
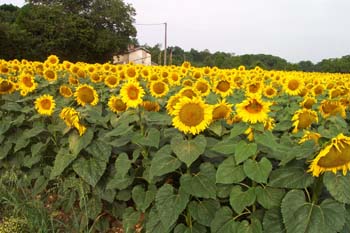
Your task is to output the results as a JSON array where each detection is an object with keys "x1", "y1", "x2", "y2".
[
  {"x1": 236, "y1": 96, "x2": 272, "y2": 124},
  {"x1": 59, "y1": 85, "x2": 73, "y2": 98},
  {"x1": 120, "y1": 81, "x2": 145, "y2": 108},
  {"x1": 292, "y1": 108, "x2": 318, "y2": 133},
  {"x1": 212, "y1": 99, "x2": 233, "y2": 121},
  {"x1": 59, "y1": 107, "x2": 86, "y2": 136},
  {"x1": 104, "y1": 75, "x2": 119, "y2": 88},
  {"x1": 108, "y1": 96, "x2": 128, "y2": 113},
  {"x1": 74, "y1": 84, "x2": 99, "y2": 106},
  {"x1": 141, "y1": 100, "x2": 160, "y2": 112},
  {"x1": 308, "y1": 133, "x2": 350, "y2": 177},
  {"x1": 150, "y1": 81, "x2": 169, "y2": 98},
  {"x1": 299, "y1": 130, "x2": 321, "y2": 144},
  {"x1": 284, "y1": 77, "x2": 304, "y2": 96},
  {"x1": 172, "y1": 97, "x2": 212, "y2": 135},
  {"x1": 35, "y1": 94, "x2": 56, "y2": 116},
  {"x1": 0, "y1": 78, "x2": 16, "y2": 94},
  {"x1": 319, "y1": 99, "x2": 346, "y2": 118},
  {"x1": 194, "y1": 78, "x2": 211, "y2": 96}
]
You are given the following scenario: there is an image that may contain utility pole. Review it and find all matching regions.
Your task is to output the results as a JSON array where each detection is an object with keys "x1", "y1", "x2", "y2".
[{"x1": 164, "y1": 22, "x2": 167, "y2": 66}]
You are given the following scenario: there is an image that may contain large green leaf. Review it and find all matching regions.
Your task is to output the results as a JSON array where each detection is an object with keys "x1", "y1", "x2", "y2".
[
  {"x1": 229, "y1": 122, "x2": 248, "y2": 138},
  {"x1": 180, "y1": 163, "x2": 216, "y2": 198},
  {"x1": 86, "y1": 141, "x2": 112, "y2": 162},
  {"x1": 150, "y1": 145, "x2": 181, "y2": 177},
  {"x1": 210, "y1": 207, "x2": 240, "y2": 233},
  {"x1": 281, "y1": 190, "x2": 345, "y2": 233},
  {"x1": 255, "y1": 186, "x2": 285, "y2": 209},
  {"x1": 238, "y1": 218, "x2": 263, "y2": 233},
  {"x1": 235, "y1": 141, "x2": 257, "y2": 164},
  {"x1": 72, "y1": 156, "x2": 107, "y2": 187},
  {"x1": 263, "y1": 208, "x2": 286, "y2": 233},
  {"x1": 171, "y1": 134, "x2": 206, "y2": 167},
  {"x1": 243, "y1": 157, "x2": 272, "y2": 183},
  {"x1": 174, "y1": 223, "x2": 207, "y2": 233},
  {"x1": 69, "y1": 129, "x2": 94, "y2": 156},
  {"x1": 155, "y1": 184, "x2": 189, "y2": 229},
  {"x1": 145, "y1": 208, "x2": 172, "y2": 233},
  {"x1": 323, "y1": 172, "x2": 350, "y2": 204},
  {"x1": 132, "y1": 185, "x2": 156, "y2": 212},
  {"x1": 0, "y1": 142, "x2": 12, "y2": 160},
  {"x1": 50, "y1": 148, "x2": 78, "y2": 179},
  {"x1": 115, "y1": 153, "x2": 132, "y2": 178},
  {"x1": 216, "y1": 156, "x2": 246, "y2": 184},
  {"x1": 188, "y1": 199, "x2": 220, "y2": 227},
  {"x1": 122, "y1": 207, "x2": 142, "y2": 233},
  {"x1": 132, "y1": 127, "x2": 160, "y2": 148},
  {"x1": 101, "y1": 122, "x2": 133, "y2": 139},
  {"x1": 230, "y1": 186, "x2": 256, "y2": 214},
  {"x1": 210, "y1": 139, "x2": 236, "y2": 155}
]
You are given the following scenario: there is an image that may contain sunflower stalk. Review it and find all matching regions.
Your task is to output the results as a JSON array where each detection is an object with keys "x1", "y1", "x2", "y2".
[{"x1": 311, "y1": 174, "x2": 324, "y2": 204}]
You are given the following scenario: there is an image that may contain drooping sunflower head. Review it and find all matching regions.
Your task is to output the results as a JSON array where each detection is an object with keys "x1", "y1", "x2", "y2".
[
  {"x1": 308, "y1": 133, "x2": 350, "y2": 177},
  {"x1": 236, "y1": 96, "x2": 272, "y2": 124},
  {"x1": 172, "y1": 97, "x2": 212, "y2": 135},
  {"x1": 74, "y1": 84, "x2": 99, "y2": 106},
  {"x1": 59, "y1": 107, "x2": 86, "y2": 136},
  {"x1": 34, "y1": 94, "x2": 56, "y2": 116},
  {"x1": 59, "y1": 85, "x2": 73, "y2": 98},
  {"x1": 283, "y1": 76, "x2": 304, "y2": 96},
  {"x1": 104, "y1": 75, "x2": 119, "y2": 88},
  {"x1": 319, "y1": 99, "x2": 346, "y2": 119},
  {"x1": 212, "y1": 99, "x2": 233, "y2": 121},
  {"x1": 299, "y1": 130, "x2": 321, "y2": 144},
  {"x1": 291, "y1": 108, "x2": 318, "y2": 133},
  {"x1": 0, "y1": 78, "x2": 16, "y2": 95},
  {"x1": 150, "y1": 80, "x2": 169, "y2": 98},
  {"x1": 108, "y1": 96, "x2": 128, "y2": 113},
  {"x1": 141, "y1": 100, "x2": 160, "y2": 112},
  {"x1": 194, "y1": 78, "x2": 211, "y2": 96},
  {"x1": 120, "y1": 80, "x2": 145, "y2": 108}
]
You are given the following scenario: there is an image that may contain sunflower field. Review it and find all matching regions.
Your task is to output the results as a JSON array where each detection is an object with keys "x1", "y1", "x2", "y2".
[{"x1": 1, "y1": 55, "x2": 350, "y2": 232}]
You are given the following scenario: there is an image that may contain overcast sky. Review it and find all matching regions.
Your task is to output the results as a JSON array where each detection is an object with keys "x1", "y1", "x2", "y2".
[{"x1": 3, "y1": 0, "x2": 350, "y2": 63}]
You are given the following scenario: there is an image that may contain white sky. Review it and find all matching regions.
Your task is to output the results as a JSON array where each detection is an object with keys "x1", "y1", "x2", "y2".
[{"x1": 2, "y1": 0, "x2": 350, "y2": 63}]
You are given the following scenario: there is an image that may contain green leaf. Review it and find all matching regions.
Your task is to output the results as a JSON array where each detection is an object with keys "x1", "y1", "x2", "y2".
[
  {"x1": 255, "y1": 186, "x2": 285, "y2": 209},
  {"x1": 106, "y1": 175, "x2": 134, "y2": 190},
  {"x1": 243, "y1": 158, "x2": 272, "y2": 183},
  {"x1": 86, "y1": 141, "x2": 112, "y2": 162},
  {"x1": 123, "y1": 207, "x2": 142, "y2": 233},
  {"x1": 86, "y1": 196, "x2": 102, "y2": 219},
  {"x1": 144, "y1": 111, "x2": 172, "y2": 125},
  {"x1": 69, "y1": 129, "x2": 94, "y2": 156},
  {"x1": 72, "y1": 156, "x2": 107, "y2": 187},
  {"x1": 150, "y1": 145, "x2": 181, "y2": 177},
  {"x1": 132, "y1": 185, "x2": 157, "y2": 212},
  {"x1": 0, "y1": 142, "x2": 12, "y2": 160},
  {"x1": 188, "y1": 199, "x2": 220, "y2": 227},
  {"x1": 132, "y1": 127, "x2": 160, "y2": 148},
  {"x1": 14, "y1": 138, "x2": 30, "y2": 152},
  {"x1": 102, "y1": 123, "x2": 133, "y2": 138},
  {"x1": 235, "y1": 141, "x2": 257, "y2": 164},
  {"x1": 155, "y1": 184, "x2": 189, "y2": 229},
  {"x1": 268, "y1": 162, "x2": 314, "y2": 189},
  {"x1": 171, "y1": 134, "x2": 206, "y2": 167},
  {"x1": 324, "y1": 172, "x2": 350, "y2": 204},
  {"x1": 32, "y1": 176, "x2": 48, "y2": 196},
  {"x1": 238, "y1": 218, "x2": 263, "y2": 233},
  {"x1": 210, "y1": 139, "x2": 236, "y2": 155},
  {"x1": 216, "y1": 156, "x2": 246, "y2": 184},
  {"x1": 230, "y1": 186, "x2": 256, "y2": 214},
  {"x1": 174, "y1": 223, "x2": 207, "y2": 233},
  {"x1": 50, "y1": 148, "x2": 77, "y2": 179},
  {"x1": 254, "y1": 131, "x2": 279, "y2": 149},
  {"x1": 263, "y1": 208, "x2": 286, "y2": 233},
  {"x1": 115, "y1": 153, "x2": 131, "y2": 178},
  {"x1": 180, "y1": 163, "x2": 216, "y2": 199},
  {"x1": 145, "y1": 208, "x2": 171, "y2": 233},
  {"x1": 210, "y1": 207, "x2": 240, "y2": 233},
  {"x1": 281, "y1": 190, "x2": 345, "y2": 233},
  {"x1": 230, "y1": 122, "x2": 248, "y2": 138}
]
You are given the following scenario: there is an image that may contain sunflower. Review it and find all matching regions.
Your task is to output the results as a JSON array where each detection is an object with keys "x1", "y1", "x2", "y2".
[
  {"x1": 213, "y1": 78, "x2": 234, "y2": 97},
  {"x1": 141, "y1": 101, "x2": 160, "y2": 112},
  {"x1": 43, "y1": 69, "x2": 57, "y2": 82},
  {"x1": 172, "y1": 97, "x2": 212, "y2": 135},
  {"x1": 46, "y1": 55, "x2": 59, "y2": 66},
  {"x1": 0, "y1": 78, "x2": 16, "y2": 94},
  {"x1": 236, "y1": 96, "x2": 272, "y2": 124},
  {"x1": 263, "y1": 85, "x2": 277, "y2": 98},
  {"x1": 108, "y1": 96, "x2": 128, "y2": 113},
  {"x1": 19, "y1": 73, "x2": 37, "y2": 93},
  {"x1": 192, "y1": 70, "x2": 202, "y2": 80},
  {"x1": 150, "y1": 81, "x2": 169, "y2": 98},
  {"x1": 104, "y1": 75, "x2": 119, "y2": 88},
  {"x1": 299, "y1": 130, "x2": 321, "y2": 144},
  {"x1": 120, "y1": 81, "x2": 145, "y2": 108},
  {"x1": 283, "y1": 77, "x2": 304, "y2": 96},
  {"x1": 59, "y1": 85, "x2": 73, "y2": 98},
  {"x1": 246, "y1": 81, "x2": 263, "y2": 97},
  {"x1": 59, "y1": 107, "x2": 86, "y2": 136},
  {"x1": 319, "y1": 100, "x2": 346, "y2": 119},
  {"x1": 312, "y1": 84, "x2": 325, "y2": 96},
  {"x1": 90, "y1": 72, "x2": 103, "y2": 83},
  {"x1": 182, "y1": 79, "x2": 193, "y2": 87},
  {"x1": 300, "y1": 96, "x2": 317, "y2": 109},
  {"x1": 125, "y1": 66, "x2": 138, "y2": 79},
  {"x1": 169, "y1": 71, "x2": 181, "y2": 86},
  {"x1": 34, "y1": 94, "x2": 56, "y2": 116},
  {"x1": 329, "y1": 88, "x2": 342, "y2": 99},
  {"x1": 308, "y1": 134, "x2": 350, "y2": 177},
  {"x1": 212, "y1": 99, "x2": 233, "y2": 121},
  {"x1": 291, "y1": 108, "x2": 318, "y2": 133},
  {"x1": 74, "y1": 84, "x2": 99, "y2": 106},
  {"x1": 68, "y1": 76, "x2": 79, "y2": 85},
  {"x1": 166, "y1": 94, "x2": 182, "y2": 115},
  {"x1": 194, "y1": 78, "x2": 211, "y2": 96},
  {"x1": 178, "y1": 87, "x2": 199, "y2": 99}
]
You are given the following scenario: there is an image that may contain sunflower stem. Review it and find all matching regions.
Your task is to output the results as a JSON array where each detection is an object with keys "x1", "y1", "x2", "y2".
[
  {"x1": 138, "y1": 107, "x2": 145, "y2": 136},
  {"x1": 186, "y1": 208, "x2": 192, "y2": 228},
  {"x1": 311, "y1": 174, "x2": 324, "y2": 204}
]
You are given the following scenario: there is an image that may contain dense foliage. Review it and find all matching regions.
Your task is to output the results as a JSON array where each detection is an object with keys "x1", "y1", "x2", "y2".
[
  {"x1": 1, "y1": 56, "x2": 350, "y2": 232},
  {"x1": 0, "y1": 1, "x2": 136, "y2": 63}
]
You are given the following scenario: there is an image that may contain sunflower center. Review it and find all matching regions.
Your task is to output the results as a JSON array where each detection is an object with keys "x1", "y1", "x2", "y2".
[
  {"x1": 113, "y1": 99, "x2": 127, "y2": 111},
  {"x1": 249, "y1": 83, "x2": 260, "y2": 93},
  {"x1": 194, "y1": 72, "x2": 201, "y2": 79},
  {"x1": 318, "y1": 143, "x2": 350, "y2": 168},
  {"x1": 45, "y1": 70, "x2": 56, "y2": 80},
  {"x1": 314, "y1": 85, "x2": 323, "y2": 95},
  {"x1": 245, "y1": 100, "x2": 263, "y2": 114},
  {"x1": 107, "y1": 77, "x2": 117, "y2": 85},
  {"x1": 213, "y1": 105, "x2": 230, "y2": 120},
  {"x1": 217, "y1": 80, "x2": 230, "y2": 92},
  {"x1": 0, "y1": 80, "x2": 13, "y2": 92},
  {"x1": 153, "y1": 82, "x2": 165, "y2": 94},
  {"x1": 23, "y1": 76, "x2": 33, "y2": 87},
  {"x1": 179, "y1": 103, "x2": 204, "y2": 127},
  {"x1": 196, "y1": 82, "x2": 208, "y2": 93},
  {"x1": 321, "y1": 102, "x2": 338, "y2": 114},
  {"x1": 181, "y1": 89, "x2": 196, "y2": 99},
  {"x1": 266, "y1": 88, "x2": 275, "y2": 96},
  {"x1": 41, "y1": 99, "x2": 52, "y2": 110},
  {"x1": 298, "y1": 112, "x2": 316, "y2": 129},
  {"x1": 78, "y1": 87, "x2": 95, "y2": 103},
  {"x1": 127, "y1": 86, "x2": 139, "y2": 100},
  {"x1": 171, "y1": 73, "x2": 179, "y2": 81},
  {"x1": 303, "y1": 99, "x2": 315, "y2": 109},
  {"x1": 288, "y1": 79, "x2": 299, "y2": 90},
  {"x1": 127, "y1": 68, "x2": 136, "y2": 77}
]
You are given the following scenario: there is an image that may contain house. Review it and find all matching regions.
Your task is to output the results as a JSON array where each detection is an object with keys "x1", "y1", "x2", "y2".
[{"x1": 113, "y1": 45, "x2": 152, "y2": 65}]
